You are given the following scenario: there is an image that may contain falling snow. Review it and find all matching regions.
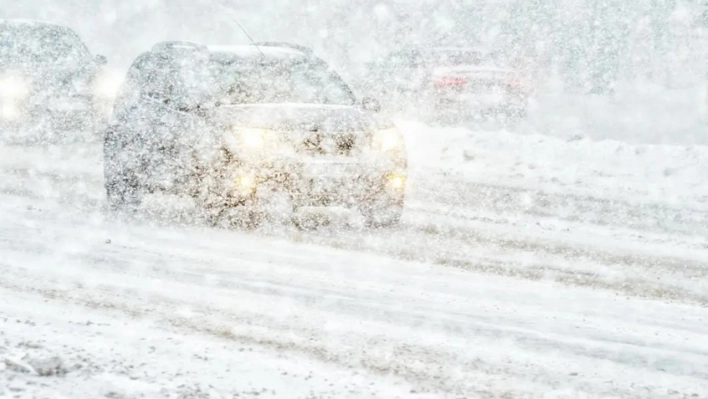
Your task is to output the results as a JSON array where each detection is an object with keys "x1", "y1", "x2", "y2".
[{"x1": 1, "y1": 1, "x2": 707, "y2": 398}]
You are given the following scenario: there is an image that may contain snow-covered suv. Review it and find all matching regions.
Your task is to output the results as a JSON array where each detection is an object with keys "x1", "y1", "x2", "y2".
[
  {"x1": 0, "y1": 19, "x2": 116, "y2": 137},
  {"x1": 104, "y1": 41, "x2": 407, "y2": 228}
]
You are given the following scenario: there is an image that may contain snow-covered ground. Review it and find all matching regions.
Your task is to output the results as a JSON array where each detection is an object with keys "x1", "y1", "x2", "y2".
[
  {"x1": 2, "y1": 287, "x2": 424, "y2": 399},
  {"x1": 1, "y1": 119, "x2": 708, "y2": 397},
  {"x1": 2, "y1": 195, "x2": 708, "y2": 398},
  {"x1": 402, "y1": 120, "x2": 708, "y2": 211}
]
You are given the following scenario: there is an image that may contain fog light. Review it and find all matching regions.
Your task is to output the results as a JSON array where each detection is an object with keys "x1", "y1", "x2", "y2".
[
  {"x1": 387, "y1": 174, "x2": 405, "y2": 189},
  {"x1": 237, "y1": 174, "x2": 256, "y2": 189}
]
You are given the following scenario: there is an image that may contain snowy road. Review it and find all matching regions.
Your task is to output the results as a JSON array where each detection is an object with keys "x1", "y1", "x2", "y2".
[
  {"x1": 1, "y1": 124, "x2": 708, "y2": 398},
  {"x1": 2, "y1": 193, "x2": 708, "y2": 398}
]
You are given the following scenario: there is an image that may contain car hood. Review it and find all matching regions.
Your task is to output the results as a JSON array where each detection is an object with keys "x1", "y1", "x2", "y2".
[
  {"x1": 0, "y1": 60, "x2": 98, "y2": 93},
  {"x1": 212, "y1": 103, "x2": 382, "y2": 132}
]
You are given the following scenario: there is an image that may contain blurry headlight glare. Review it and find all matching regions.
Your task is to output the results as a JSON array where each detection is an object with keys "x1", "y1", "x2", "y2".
[
  {"x1": 94, "y1": 70, "x2": 123, "y2": 98},
  {"x1": 387, "y1": 173, "x2": 405, "y2": 189},
  {"x1": 237, "y1": 174, "x2": 256, "y2": 189},
  {"x1": 372, "y1": 127, "x2": 403, "y2": 152},
  {"x1": 0, "y1": 73, "x2": 29, "y2": 99},
  {"x1": 237, "y1": 128, "x2": 272, "y2": 150}
]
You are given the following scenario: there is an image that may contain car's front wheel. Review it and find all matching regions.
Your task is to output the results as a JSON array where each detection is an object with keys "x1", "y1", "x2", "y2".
[
  {"x1": 360, "y1": 194, "x2": 404, "y2": 228},
  {"x1": 105, "y1": 176, "x2": 143, "y2": 213},
  {"x1": 205, "y1": 203, "x2": 263, "y2": 230}
]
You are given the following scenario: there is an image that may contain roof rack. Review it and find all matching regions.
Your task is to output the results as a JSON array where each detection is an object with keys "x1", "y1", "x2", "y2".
[
  {"x1": 252, "y1": 41, "x2": 313, "y2": 55},
  {"x1": 151, "y1": 41, "x2": 209, "y2": 54}
]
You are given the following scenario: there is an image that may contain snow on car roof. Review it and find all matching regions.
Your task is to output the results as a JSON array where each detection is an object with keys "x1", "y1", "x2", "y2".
[
  {"x1": 207, "y1": 44, "x2": 308, "y2": 62},
  {"x1": 0, "y1": 19, "x2": 66, "y2": 29}
]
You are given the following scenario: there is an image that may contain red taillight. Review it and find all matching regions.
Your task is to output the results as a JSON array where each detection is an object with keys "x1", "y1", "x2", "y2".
[
  {"x1": 507, "y1": 78, "x2": 523, "y2": 88},
  {"x1": 434, "y1": 76, "x2": 467, "y2": 87}
]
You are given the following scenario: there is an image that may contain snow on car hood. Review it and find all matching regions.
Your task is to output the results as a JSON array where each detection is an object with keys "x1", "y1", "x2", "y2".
[{"x1": 212, "y1": 103, "x2": 373, "y2": 132}]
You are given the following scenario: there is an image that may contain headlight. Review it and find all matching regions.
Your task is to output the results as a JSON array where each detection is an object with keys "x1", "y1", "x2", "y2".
[
  {"x1": 386, "y1": 173, "x2": 405, "y2": 189},
  {"x1": 0, "y1": 73, "x2": 29, "y2": 99},
  {"x1": 231, "y1": 127, "x2": 283, "y2": 153},
  {"x1": 372, "y1": 127, "x2": 404, "y2": 152},
  {"x1": 240, "y1": 128, "x2": 267, "y2": 149},
  {"x1": 93, "y1": 70, "x2": 123, "y2": 98}
]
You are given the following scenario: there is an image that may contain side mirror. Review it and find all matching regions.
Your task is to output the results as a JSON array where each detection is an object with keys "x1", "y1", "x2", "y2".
[
  {"x1": 95, "y1": 54, "x2": 108, "y2": 66},
  {"x1": 361, "y1": 96, "x2": 381, "y2": 113}
]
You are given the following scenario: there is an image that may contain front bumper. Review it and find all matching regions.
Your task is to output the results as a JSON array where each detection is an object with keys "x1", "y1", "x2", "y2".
[{"x1": 205, "y1": 157, "x2": 406, "y2": 208}]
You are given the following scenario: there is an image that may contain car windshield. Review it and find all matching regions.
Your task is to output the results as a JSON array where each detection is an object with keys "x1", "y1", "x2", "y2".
[
  {"x1": 0, "y1": 24, "x2": 90, "y2": 64},
  {"x1": 212, "y1": 60, "x2": 356, "y2": 106},
  {"x1": 135, "y1": 53, "x2": 217, "y2": 107}
]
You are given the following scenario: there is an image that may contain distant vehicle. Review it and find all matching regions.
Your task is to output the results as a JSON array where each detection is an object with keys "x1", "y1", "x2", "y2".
[
  {"x1": 362, "y1": 46, "x2": 533, "y2": 123},
  {"x1": 0, "y1": 19, "x2": 118, "y2": 137},
  {"x1": 104, "y1": 41, "x2": 407, "y2": 228}
]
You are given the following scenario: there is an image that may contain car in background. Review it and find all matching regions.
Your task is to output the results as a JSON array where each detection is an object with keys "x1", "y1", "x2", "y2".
[
  {"x1": 362, "y1": 46, "x2": 533, "y2": 124},
  {"x1": 104, "y1": 41, "x2": 406, "y2": 228},
  {"x1": 0, "y1": 19, "x2": 119, "y2": 140}
]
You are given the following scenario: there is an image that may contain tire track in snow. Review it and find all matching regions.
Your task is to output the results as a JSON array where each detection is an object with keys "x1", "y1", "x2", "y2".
[
  {"x1": 2, "y1": 231, "x2": 707, "y2": 399},
  {"x1": 1, "y1": 145, "x2": 707, "y2": 305}
]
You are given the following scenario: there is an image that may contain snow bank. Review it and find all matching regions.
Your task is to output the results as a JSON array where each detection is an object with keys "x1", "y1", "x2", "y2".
[{"x1": 399, "y1": 120, "x2": 708, "y2": 211}]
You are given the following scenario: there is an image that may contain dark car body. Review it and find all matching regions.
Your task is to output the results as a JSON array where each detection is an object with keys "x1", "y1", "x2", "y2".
[
  {"x1": 104, "y1": 41, "x2": 406, "y2": 228},
  {"x1": 0, "y1": 19, "x2": 113, "y2": 139},
  {"x1": 362, "y1": 46, "x2": 533, "y2": 123}
]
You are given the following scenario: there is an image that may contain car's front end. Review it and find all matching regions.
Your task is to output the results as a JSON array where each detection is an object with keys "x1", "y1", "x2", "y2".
[
  {"x1": 0, "y1": 67, "x2": 120, "y2": 137},
  {"x1": 204, "y1": 104, "x2": 407, "y2": 227},
  {"x1": 0, "y1": 21, "x2": 118, "y2": 141}
]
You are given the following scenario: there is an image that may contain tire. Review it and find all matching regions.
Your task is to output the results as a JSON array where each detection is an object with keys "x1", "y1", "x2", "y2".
[
  {"x1": 360, "y1": 194, "x2": 404, "y2": 228},
  {"x1": 206, "y1": 204, "x2": 262, "y2": 230},
  {"x1": 366, "y1": 204, "x2": 403, "y2": 228},
  {"x1": 105, "y1": 177, "x2": 143, "y2": 213},
  {"x1": 291, "y1": 211, "x2": 330, "y2": 230},
  {"x1": 104, "y1": 125, "x2": 138, "y2": 213}
]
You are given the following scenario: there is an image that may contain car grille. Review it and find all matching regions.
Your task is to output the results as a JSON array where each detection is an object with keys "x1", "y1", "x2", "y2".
[{"x1": 296, "y1": 132, "x2": 361, "y2": 156}]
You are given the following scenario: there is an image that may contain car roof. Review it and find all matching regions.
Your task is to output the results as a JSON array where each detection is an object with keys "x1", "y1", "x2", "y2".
[
  {"x1": 207, "y1": 44, "x2": 310, "y2": 64},
  {"x1": 0, "y1": 19, "x2": 68, "y2": 30}
]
